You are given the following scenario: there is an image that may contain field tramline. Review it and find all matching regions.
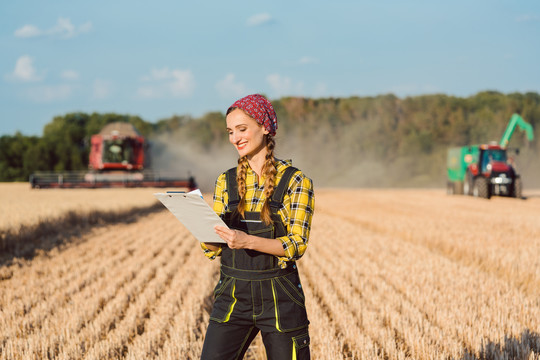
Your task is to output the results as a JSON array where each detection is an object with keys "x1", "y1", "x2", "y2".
[{"x1": 0, "y1": 184, "x2": 539, "y2": 359}]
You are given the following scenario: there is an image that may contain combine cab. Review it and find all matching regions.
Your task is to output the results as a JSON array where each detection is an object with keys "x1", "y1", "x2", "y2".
[
  {"x1": 30, "y1": 122, "x2": 197, "y2": 190},
  {"x1": 89, "y1": 122, "x2": 145, "y2": 172}
]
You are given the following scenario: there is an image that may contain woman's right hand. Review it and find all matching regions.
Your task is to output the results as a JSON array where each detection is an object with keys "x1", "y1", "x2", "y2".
[{"x1": 214, "y1": 226, "x2": 251, "y2": 249}]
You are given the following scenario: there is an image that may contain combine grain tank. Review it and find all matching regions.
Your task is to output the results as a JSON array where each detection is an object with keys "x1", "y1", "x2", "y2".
[{"x1": 30, "y1": 122, "x2": 197, "y2": 190}]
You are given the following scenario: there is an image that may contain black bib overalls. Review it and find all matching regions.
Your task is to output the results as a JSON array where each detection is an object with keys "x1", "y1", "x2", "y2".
[{"x1": 201, "y1": 166, "x2": 310, "y2": 360}]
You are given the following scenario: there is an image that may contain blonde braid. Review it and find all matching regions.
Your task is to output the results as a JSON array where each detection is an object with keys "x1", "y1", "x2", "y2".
[
  {"x1": 261, "y1": 135, "x2": 277, "y2": 225},
  {"x1": 236, "y1": 155, "x2": 249, "y2": 218}
]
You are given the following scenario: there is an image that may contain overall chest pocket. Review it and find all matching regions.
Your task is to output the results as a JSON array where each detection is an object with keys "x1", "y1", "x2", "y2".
[{"x1": 222, "y1": 212, "x2": 280, "y2": 269}]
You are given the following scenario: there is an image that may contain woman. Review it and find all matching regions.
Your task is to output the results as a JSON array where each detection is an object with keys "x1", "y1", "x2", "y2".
[{"x1": 200, "y1": 94, "x2": 315, "y2": 360}]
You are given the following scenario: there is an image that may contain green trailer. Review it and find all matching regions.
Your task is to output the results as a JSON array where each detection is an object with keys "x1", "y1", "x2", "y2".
[{"x1": 446, "y1": 145, "x2": 479, "y2": 195}]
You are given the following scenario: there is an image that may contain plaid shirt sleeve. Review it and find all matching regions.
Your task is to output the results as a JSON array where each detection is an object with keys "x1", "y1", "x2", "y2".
[
  {"x1": 199, "y1": 173, "x2": 227, "y2": 260},
  {"x1": 276, "y1": 171, "x2": 315, "y2": 263}
]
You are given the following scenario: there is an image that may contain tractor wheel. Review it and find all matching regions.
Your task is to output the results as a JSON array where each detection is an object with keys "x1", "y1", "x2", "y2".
[
  {"x1": 463, "y1": 172, "x2": 473, "y2": 196},
  {"x1": 512, "y1": 177, "x2": 522, "y2": 199},
  {"x1": 473, "y1": 177, "x2": 490, "y2": 199}
]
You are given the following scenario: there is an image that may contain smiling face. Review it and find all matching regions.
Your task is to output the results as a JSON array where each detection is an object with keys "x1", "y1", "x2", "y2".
[{"x1": 226, "y1": 108, "x2": 269, "y2": 159}]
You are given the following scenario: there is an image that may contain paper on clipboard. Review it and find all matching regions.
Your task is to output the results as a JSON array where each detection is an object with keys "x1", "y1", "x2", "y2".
[{"x1": 154, "y1": 190, "x2": 227, "y2": 243}]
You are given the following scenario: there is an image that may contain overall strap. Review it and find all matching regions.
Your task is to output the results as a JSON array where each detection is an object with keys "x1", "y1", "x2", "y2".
[
  {"x1": 269, "y1": 166, "x2": 299, "y2": 211},
  {"x1": 225, "y1": 167, "x2": 240, "y2": 209},
  {"x1": 225, "y1": 165, "x2": 298, "y2": 211}
]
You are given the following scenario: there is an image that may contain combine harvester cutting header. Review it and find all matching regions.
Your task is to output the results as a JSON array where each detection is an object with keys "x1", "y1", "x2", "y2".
[
  {"x1": 447, "y1": 113, "x2": 534, "y2": 199},
  {"x1": 30, "y1": 122, "x2": 197, "y2": 190}
]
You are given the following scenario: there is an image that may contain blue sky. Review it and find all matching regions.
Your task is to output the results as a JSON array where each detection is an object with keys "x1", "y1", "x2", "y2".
[{"x1": 1, "y1": 0, "x2": 539, "y2": 136}]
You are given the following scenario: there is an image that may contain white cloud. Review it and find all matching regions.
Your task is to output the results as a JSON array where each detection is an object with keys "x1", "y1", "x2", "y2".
[
  {"x1": 78, "y1": 21, "x2": 93, "y2": 33},
  {"x1": 25, "y1": 84, "x2": 74, "y2": 102},
  {"x1": 266, "y1": 73, "x2": 304, "y2": 97},
  {"x1": 136, "y1": 86, "x2": 160, "y2": 99},
  {"x1": 14, "y1": 17, "x2": 92, "y2": 39},
  {"x1": 51, "y1": 17, "x2": 77, "y2": 37},
  {"x1": 298, "y1": 56, "x2": 319, "y2": 65},
  {"x1": 215, "y1": 74, "x2": 248, "y2": 98},
  {"x1": 516, "y1": 14, "x2": 540, "y2": 22},
  {"x1": 61, "y1": 70, "x2": 79, "y2": 81},
  {"x1": 14, "y1": 24, "x2": 41, "y2": 38},
  {"x1": 169, "y1": 70, "x2": 195, "y2": 97},
  {"x1": 142, "y1": 68, "x2": 171, "y2": 81},
  {"x1": 247, "y1": 13, "x2": 273, "y2": 27},
  {"x1": 138, "y1": 67, "x2": 194, "y2": 99},
  {"x1": 93, "y1": 79, "x2": 113, "y2": 99},
  {"x1": 7, "y1": 55, "x2": 43, "y2": 82}
]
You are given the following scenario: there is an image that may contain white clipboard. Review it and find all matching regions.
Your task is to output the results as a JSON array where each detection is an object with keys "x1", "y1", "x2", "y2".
[{"x1": 154, "y1": 190, "x2": 227, "y2": 243}]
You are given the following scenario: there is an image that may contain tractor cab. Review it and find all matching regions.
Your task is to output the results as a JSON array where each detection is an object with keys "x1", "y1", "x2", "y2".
[
  {"x1": 470, "y1": 144, "x2": 517, "y2": 198},
  {"x1": 479, "y1": 146, "x2": 509, "y2": 174}
]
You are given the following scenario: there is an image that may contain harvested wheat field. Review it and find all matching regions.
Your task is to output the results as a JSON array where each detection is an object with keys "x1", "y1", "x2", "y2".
[
  {"x1": 0, "y1": 183, "x2": 174, "y2": 262},
  {"x1": 0, "y1": 183, "x2": 162, "y2": 231},
  {"x1": 1, "y1": 186, "x2": 539, "y2": 359}
]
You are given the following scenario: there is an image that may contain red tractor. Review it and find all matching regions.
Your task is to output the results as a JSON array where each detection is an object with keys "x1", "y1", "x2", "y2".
[
  {"x1": 447, "y1": 114, "x2": 534, "y2": 199},
  {"x1": 461, "y1": 143, "x2": 520, "y2": 199}
]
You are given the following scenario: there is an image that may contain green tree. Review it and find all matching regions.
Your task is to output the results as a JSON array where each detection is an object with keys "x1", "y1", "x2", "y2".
[{"x1": 0, "y1": 133, "x2": 39, "y2": 181}]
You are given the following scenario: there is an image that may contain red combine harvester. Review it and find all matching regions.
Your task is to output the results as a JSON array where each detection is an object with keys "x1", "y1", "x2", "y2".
[{"x1": 30, "y1": 122, "x2": 197, "y2": 189}]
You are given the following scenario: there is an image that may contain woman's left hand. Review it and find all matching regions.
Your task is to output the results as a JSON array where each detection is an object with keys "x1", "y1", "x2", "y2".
[{"x1": 214, "y1": 225, "x2": 251, "y2": 249}]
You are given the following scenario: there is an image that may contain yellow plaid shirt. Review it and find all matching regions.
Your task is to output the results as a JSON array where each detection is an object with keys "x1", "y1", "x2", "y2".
[{"x1": 201, "y1": 159, "x2": 315, "y2": 268}]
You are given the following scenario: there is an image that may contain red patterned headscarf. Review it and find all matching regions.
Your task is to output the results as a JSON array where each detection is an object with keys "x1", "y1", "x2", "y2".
[{"x1": 228, "y1": 94, "x2": 278, "y2": 137}]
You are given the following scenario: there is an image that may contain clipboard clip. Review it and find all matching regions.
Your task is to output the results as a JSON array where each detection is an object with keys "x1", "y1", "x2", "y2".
[{"x1": 167, "y1": 189, "x2": 203, "y2": 199}]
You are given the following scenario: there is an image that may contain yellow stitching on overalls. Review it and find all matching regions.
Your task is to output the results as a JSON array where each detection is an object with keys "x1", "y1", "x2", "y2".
[
  {"x1": 258, "y1": 280, "x2": 264, "y2": 317},
  {"x1": 271, "y1": 279, "x2": 283, "y2": 332},
  {"x1": 221, "y1": 264, "x2": 289, "y2": 275},
  {"x1": 213, "y1": 277, "x2": 231, "y2": 299},
  {"x1": 275, "y1": 278, "x2": 305, "y2": 309},
  {"x1": 223, "y1": 280, "x2": 237, "y2": 323},
  {"x1": 281, "y1": 275, "x2": 306, "y2": 300},
  {"x1": 250, "y1": 280, "x2": 258, "y2": 320},
  {"x1": 251, "y1": 280, "x2": 264, "y2": 318}
]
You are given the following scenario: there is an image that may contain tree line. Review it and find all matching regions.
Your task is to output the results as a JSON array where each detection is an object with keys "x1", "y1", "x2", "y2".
[{"x1": 1, "y1": 91, "x2": 539, "y2": 185}]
